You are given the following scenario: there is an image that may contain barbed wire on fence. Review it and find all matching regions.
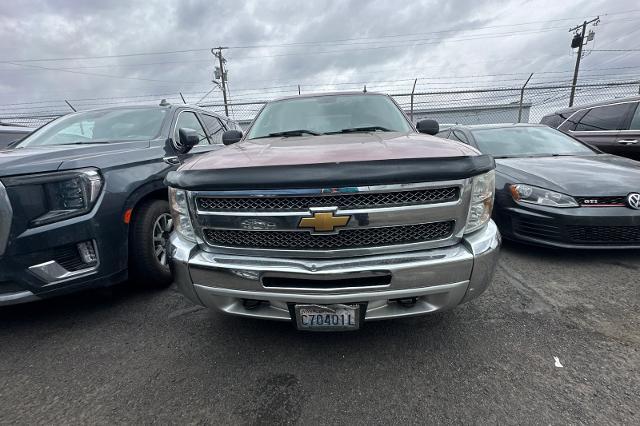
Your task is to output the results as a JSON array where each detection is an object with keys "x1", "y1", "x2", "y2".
[{"x1": 1, "y1": 79, "x2": 639, "y2": 129}]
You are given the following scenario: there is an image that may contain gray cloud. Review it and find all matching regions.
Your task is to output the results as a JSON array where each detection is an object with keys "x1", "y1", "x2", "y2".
[{"x1": 0, "y1": 0, "x2": 638, "y2": 115}]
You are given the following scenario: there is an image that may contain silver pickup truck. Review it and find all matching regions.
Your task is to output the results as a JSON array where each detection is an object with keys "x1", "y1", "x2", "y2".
[{"x1": 167, "y1": 92, "x2": 500, "y2": 331}]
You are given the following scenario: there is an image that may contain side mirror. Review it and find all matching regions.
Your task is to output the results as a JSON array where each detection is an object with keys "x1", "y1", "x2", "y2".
[
  {"x1": 176, "y1": 128, "x2": 200, "y2": 153},
  {"x1": 222, "y1": 130, "x2": 243, "y2": 146},
  {"x1": 416, "y1": 119, "x2": 439, "y2": 135}
]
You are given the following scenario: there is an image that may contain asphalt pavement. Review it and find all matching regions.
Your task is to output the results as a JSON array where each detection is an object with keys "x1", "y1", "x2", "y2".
[{"x1": 1, "y1": 241, "x2": 638, "y2": 425}]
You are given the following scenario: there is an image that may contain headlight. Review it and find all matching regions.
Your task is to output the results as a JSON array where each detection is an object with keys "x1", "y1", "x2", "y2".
[
  {"x1": 4, "y1": 168, "x2": 103, "y2": 227},
  {"x1": 509, "y1": 184, "x2": 578, "y2": 208},
  {"x1": 465, "y1": 170, "x2": 495, "y2": 233},
  {"x1": 168, "y1": 187, "x2": 196, "y2": 242}
]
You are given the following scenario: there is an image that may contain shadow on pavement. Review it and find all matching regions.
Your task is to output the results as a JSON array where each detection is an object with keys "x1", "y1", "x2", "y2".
[{"x1": 0, "y1": 280, "x2": 157, "y2": 322}]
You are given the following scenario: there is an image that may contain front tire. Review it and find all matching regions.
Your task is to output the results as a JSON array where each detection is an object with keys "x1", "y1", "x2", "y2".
[{"x1": 129, "y1": 199, "x2": 173, "y2": 288}]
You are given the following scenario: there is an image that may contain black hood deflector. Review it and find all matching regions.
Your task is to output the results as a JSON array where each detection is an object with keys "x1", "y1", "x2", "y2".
[{"x1": 165, "y1": 155, "x2": 495, "y2": 190}]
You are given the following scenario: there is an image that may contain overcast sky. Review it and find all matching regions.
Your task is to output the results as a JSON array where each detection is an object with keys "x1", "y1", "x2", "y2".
[{"x1": 1, "y1": 0, "x2": 639, "y2": 116}]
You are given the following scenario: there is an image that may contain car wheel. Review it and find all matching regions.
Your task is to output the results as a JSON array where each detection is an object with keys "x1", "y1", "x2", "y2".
[{"x1": 129, "y1": 199, "x2": 173, "y2": 288}]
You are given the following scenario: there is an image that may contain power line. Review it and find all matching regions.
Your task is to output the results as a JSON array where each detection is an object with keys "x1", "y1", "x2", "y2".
[
  {"x1": 590, "y1": 49, "x2": 640, "y2": 52},
  {"x1": 2, "y1": 9, "x2": 640, "y2": 64},
  {"x1": 6, "y1": 61, "x2": 205, "y2": 85},
  {"x1": 229, "y1": 27, "x2": 572, "y2": 60},
  {"x1": 0, "y1": 48, "x2": 211, "y2": 64}
]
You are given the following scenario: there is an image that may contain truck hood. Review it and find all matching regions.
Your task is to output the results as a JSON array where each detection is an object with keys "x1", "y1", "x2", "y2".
[
  {"x1": 167, "y1": 132, "x2": 494, "y2": 191},
  {"x1": 0, "y1": 141, "x2": 150, "y2": 177},
  {"x1": 496, "y1": 154, "x2": 640, "y2": 196},
  {"x1": 182, "y1": 131, "x2": 479, "y2": 171}
]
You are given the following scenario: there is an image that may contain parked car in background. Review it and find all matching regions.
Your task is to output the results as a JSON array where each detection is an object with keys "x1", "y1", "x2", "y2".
[
  {"x1": 439, "y1": 123, "x2": 640, "y2": 248},
  {"x1": 0, "y1": 102, "x2": 239, "y2": 305},
  {"x1": 540, "y1": 96, "x2": 640, "y2": 161},
  {"x1": 0, "y1": 123, "x2": 35, "y2": 148},
  {"x1": 167, "y1": 92, "x2": 500, "y2": 331}
]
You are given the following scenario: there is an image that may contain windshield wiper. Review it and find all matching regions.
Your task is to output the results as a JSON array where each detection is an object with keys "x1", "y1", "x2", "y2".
[
  {"x1": 57, "y1": 141, "x2": 111, "y2": 145},
  {"x1": 326, "y1": 126, "x2": 392, "y2": 134},
  {"x1": 255, "y1": 130, "x2": 321, "y2": 139}
]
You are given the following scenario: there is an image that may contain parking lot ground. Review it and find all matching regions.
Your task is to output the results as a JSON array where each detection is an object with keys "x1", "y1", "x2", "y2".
[{"x1": 0, "y1": 242, "x2": 638, "y2": 425}]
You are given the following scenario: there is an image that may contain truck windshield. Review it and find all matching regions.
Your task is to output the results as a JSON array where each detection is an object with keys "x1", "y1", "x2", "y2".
[
  {"x1": 16, "y1": 108, "x2": 168, "y2": 147},
  {"x1": 247, "y1": 94, "x2": 412, "y2": 139}
]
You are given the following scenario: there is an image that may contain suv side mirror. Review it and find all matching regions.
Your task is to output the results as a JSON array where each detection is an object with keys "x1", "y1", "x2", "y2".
[
  {"x1": 222, "y1": 130, "x2": 243, "y2": 145},
  {"x1": 177, "y1": 128, "x2": 200, "y2": 153},
  {"x1": 416, "y1": 119, "x2": 439, "y2": 135}
]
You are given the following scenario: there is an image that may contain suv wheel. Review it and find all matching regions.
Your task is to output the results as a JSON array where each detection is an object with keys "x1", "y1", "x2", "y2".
[{"x1": 129, "y1": 199, "x2": 173, "y2": 287}]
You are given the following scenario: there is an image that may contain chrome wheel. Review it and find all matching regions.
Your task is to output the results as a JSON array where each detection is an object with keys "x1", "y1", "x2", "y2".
[{"x1": 152, "y1": 213, "x2": 173, "y2": 266}]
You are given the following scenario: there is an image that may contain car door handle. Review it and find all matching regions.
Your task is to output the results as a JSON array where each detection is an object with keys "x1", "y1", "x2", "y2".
[
  {"x1": 617, "y1": 139, "x2": 638, "y2": 145},
  {"x1": 163, "y1": 156, "x2": 181, "y2": 165}
]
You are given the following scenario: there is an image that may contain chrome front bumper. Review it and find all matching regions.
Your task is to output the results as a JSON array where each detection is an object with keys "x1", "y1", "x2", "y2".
[{"x1": 170, "y1": 221, "x2": 500, "y2": 322}]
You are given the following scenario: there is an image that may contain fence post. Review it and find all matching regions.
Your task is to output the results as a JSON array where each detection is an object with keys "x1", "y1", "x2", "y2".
[
  {"x1": 410, "y1": 78, "x2": 418, "y2": 123},
  {"x1": 518, "y1": 73, "x2": 534, "y2": 123}
]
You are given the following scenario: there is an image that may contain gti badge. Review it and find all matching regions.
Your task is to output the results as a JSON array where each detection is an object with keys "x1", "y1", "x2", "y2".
[{"x1": 627, "y1": 193, "x2": 640, "y2": 210}]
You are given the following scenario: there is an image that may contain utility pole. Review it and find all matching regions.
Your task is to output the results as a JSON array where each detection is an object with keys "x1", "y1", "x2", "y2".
[
  {"x1": 568, "y1": 17, "x2": 599, "y2": 107},
  {"x1": 212, "y1": 47, "x2": 229, "y2": 116}
]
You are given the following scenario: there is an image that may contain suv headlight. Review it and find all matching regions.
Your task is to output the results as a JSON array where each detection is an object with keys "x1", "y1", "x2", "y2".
[
  {"x1": 168, "y1": 187, "x2": 196, "y2": 242},
  {"x1": 465, "y1": 170, "x2": 495, "y2": 234},
  {"x1": 3, "y1": 168, "x2": 103, "y2": 227},
  {"x1": 509, "y1": 184, "x2": 578, "y2": 208}
]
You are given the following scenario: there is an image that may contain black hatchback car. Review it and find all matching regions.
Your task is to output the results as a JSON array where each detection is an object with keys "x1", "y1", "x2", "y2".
[
  {"x1": 540, "y1": 96, "x2": 640, "y2": 161},
  {"x1": 437, "y1": 123, "x2": 640, "y2": 248},
  {"x1": 0, "y1": 102, "x2": 239, "y2": 305}
]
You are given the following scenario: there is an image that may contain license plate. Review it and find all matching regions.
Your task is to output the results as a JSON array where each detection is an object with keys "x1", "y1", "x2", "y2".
[{"x1": 295, "y1": 304, "x2": 360, "y2": 331}]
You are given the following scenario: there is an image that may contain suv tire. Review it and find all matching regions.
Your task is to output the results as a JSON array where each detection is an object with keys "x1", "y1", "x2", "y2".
[{"x1": 129, "y1": 199, "x2": 173, "y2": 288}]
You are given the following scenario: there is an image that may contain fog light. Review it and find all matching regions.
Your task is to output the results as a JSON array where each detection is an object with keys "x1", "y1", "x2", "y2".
[
  {"x1": 77, "y1": 241, "x2": 97, "y2": 264},
  {"x1": 394, "y1": 297, "x2": 418, "y2": 307},
  {"x1": 243, "y1": 299, "x2": 263, "y2": 310},
  {"x1": 230, "y1": 269, "x2": 260, "y2": 280}
]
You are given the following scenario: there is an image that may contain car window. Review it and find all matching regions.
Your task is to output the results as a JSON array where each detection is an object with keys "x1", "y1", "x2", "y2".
[
  {"x1": 450, "y1": 130, "x2": 469, "y2": 144},
  {"x1": 575, "y1": 103, "x2": 633, "y2": 131},
  {"x1": 471, "y1": 126, "x2": 595, "y2": 157},
  {"x1": 174, "y1": 111, "x2": 208, "y2": 146},
  {"x1": 628, "y1": 103, "x2": 640, "y2": 130},
  {"x1": 200, "y1": 114, "x2": 225, "y2": 144},
  {"x1": 435, "y1": 129, "x2": 450, "y2": 138}
]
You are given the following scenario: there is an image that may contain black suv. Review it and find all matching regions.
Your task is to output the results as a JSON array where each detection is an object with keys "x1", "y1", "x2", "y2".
[
  {"x1": 0, "y1": 102, "x2": 239, "y2": 305},
  {"x1": 540, "y1": 96, "x2": 640, "y2": 161},
  {"x1": 0, "y1": 124, "x2": 34, "y2": 149}
]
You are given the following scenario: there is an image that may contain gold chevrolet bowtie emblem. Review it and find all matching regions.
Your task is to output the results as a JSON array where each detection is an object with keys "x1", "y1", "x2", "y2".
[{"x1": 299, "y1": 212, "x2": 350, "y2": 232}]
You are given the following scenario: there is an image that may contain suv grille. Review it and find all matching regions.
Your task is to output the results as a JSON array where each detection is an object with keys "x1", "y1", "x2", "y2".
[
  {"x1": 575, "y1": 196, "x2": 626, "y2": 206},
  {"x1": 203, "y1": 221, "x2": 455, "y2": 250},
  {"x1": 567, "y1": 225, "x2": 640, "y2": 244},
  {"x1": 196, "y1": 187, "x2": 459, "y2": 212}
]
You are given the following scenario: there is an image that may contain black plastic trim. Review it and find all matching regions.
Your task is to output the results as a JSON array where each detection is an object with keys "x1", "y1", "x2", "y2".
[{"x1": 166, "y1": 155, "x2": 495, "y2": 190}]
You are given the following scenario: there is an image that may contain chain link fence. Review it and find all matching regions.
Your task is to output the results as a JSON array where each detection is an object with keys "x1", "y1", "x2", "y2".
[
  {"x1": 1, "y1": 80, "x2": 639, "y2": 129},
  {"x1": 200, "y1": 80, "x2": 640, "y2": 129}
]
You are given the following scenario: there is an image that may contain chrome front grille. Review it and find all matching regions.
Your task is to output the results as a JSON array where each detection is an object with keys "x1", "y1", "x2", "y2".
[
  {"x1": 190, "y1": 180, "x2": 471, "y2": 258},
  {"x1": 203, "y1": 221, "x2": 455, "y2": 250},
  {"x1": 196, "y1": 186, "x2": 458, "y2": 212}
]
